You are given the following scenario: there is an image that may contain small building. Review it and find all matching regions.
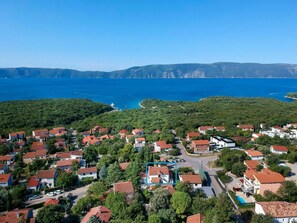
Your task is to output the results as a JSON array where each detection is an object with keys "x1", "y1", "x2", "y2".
[
  {"x1": 0, "y1": 208, "x2": 34, "y2": 223},
  {"x1": 132, "y1": 129, "x2": 144, "y2": 136},
  {"x1": 8, "y1": 131, "x2": 25, "y2": 141},
  {"x1": 78, "y1": 167, "x2": 98, "y2": 181},
  {"x1": 179, "y1": 174, "x2": 202, "y2": 190},
  {"x1": 49, "y1": 127, "x2": 67, "y2": 137},
  {"x1": 119, "y1": 129, "x2": 129, "y2": 139},
  {"x1": 245, "y1": 150, "x2": 264, "y2": 160},
  {"x1": 270, "y1": 145, "x2": 288, "y2": 155},
  {"x1": 0, "y1": 174, "x2": 13, "y2": 187},
  {"x1": 119, "y1": 162, "x2": 130, "y2": 171},
  {"x1": 32, "y1": 129, "x2": 49, "y2": 141},
  {"x1": 191, "y1": 140, "x2": 210, "y2": 153},
  {"x1": 80, "y1": 206, "x2": 112, "y2": 223},
  {"x1": 198, "y1": 126, "x2": 214, "y2": 134},
  {"x1": 244, "y1": 160, "x2": 261, "y2": 170},
  {"x1": 271, "y1": 126, "x2": 284, "y2": 133},
  {"x1": 255, "y1": 202, "x2": 297, "y2": 223},
  {"x1": 0, "y1": 155, "x2": 14, "y2": 166},
  {"x1": 23, "y1": 149, "x2": 47, "y2": 164},
  {"x1": 0, "y1": 164, "x2": 8, "y2": 174},
  {"x1": 186, "y1": 132, "x2": 201, "y2": 141},
  {"x1": 99, "y1": 134, "x2": 114, "y2": 141},
  {"x1": 214, "y1": 126, "x2": 226, "y2": 132},
  {"x1": 82, "y1": 136, "x2": 100, "y2": 146},
  {"x1": 70, "y1": 150, "x2": 84, "y2": 160},
  {"x1": 27, "y1": 176, "x2": 39, "y2": 191},
  {"x1": 186, "y1": 214, "x2": 204, "y2": 223},
  {"x1": 147, "y1": 166, "x2": 170, "y2": 184},
  {"x1": 36, "y1": 169, "x2": 57, "y2": 188},
  {"x1": 210, "y1": 136, "x2": 235, "y2": 149},
  {"x1": 153, "y1": 141, "x2": 173, "y2": 153},
  {"x1": 134, "y1": 143, "x2": 145, "y2": 151},
  {"x1": 135, "y1": 137, "x2": 146, "y2": 144},
  {"x1": 56, "y1": 159, "x2": 79, "y2": 170},
  {"x1": 237, "y1": 124, "x2": 254, "y2": 131},
  {"x1": 44, "y1": 198, "x2": 59, "y2": 206},
  {"x1": 31, "y1": 142, "x2": 47, "y2": 151},
  {"x1": 113, "y1": 181, "x2": 135, "y2": 197}
]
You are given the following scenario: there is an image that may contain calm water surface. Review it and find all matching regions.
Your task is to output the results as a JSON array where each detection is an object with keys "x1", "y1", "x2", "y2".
[{"x1": 0, "y1": 78, "x2": 296, "y2": 109}]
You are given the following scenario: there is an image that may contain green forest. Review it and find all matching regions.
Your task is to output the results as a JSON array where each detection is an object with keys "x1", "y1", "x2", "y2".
[{"x1": 0, "y1": 99, "x2": 112, "y2": 135}]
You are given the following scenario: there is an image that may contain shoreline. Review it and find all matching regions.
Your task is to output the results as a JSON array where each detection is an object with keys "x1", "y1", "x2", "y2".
[{"x1": 285, "y1": 96, "x2": 297, "y2": 100}]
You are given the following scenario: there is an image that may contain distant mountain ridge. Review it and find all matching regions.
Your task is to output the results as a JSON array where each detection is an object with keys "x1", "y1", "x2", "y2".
[{"x1": 1, "y1": 62, "x2": 297, "y2": 78}]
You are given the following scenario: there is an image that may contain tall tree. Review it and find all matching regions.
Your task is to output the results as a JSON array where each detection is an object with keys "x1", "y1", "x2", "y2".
[
  {"x1": 149, "y1": 188, "x2": 171, "y2": 213},
  {"x1": 37, "y1": 205, "x2": 65, "y2": 223},
  {"x1": 106, "y1": 162, "x2": 123, "y2": 184},
  {"x1": 171, "y1": 191, "x2": 192, "y2": 215}
]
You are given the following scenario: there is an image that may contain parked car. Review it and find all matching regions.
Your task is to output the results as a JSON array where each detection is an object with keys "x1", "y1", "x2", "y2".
[
  {"x1": 55, "y1": 190, "x2": 63, "y2": 195},
  {"x1": 46, "y1": 192, "x2": 56, "y2": 197},
  {"x1": 28, "y1": 195, "x2": 42, "y2": 201}
]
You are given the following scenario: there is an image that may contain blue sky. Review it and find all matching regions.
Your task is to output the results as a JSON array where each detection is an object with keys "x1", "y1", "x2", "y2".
[{"x1": 0, "y1": 0, "x2": 296, "y2": 71}]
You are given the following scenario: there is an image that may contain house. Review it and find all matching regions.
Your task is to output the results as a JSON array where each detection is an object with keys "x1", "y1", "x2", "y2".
[
  {"x1": 55, "y1": 152, "x2": 71, "y2": 160},
  {"x1": 214, "y1": 126, "x2": 226, "y2": 132},
  {"x1": 31, "y1": 142, "x2": 47, "y2": 151},
  {"x1": 251, "y1": 133, "x2": 264, "y2": 141},
  {"x1": 0, "y1": 208, "x2": 34, "y2": 223},
  {"x1": 191, "y1": 140, "x2": 210, "y2": 153},
  {"x1": 153, "y1": 141, "x2": 173, "y2": 153},
  {"x1": 99, "y1": 134, "x2": 114, "y2": 141},
  {"x1": 36, "y1": 169, "x2": 57, "y2": 188},
  {"x1": 49, "y1": 127, "x2": 67, "y2": 137},
  {"x1": 119, "y1": 162, "x2": 130, "y2": 171},
  {"x1": 125, "y1": 135, "x2": 134, "y2": 143},
  {"x1": 119, "y1": 129, "x2": 129, "y2": 139},
  {"x1": 243, "y1": 168, "x2": 285, "y2": 195},
  {"x1": 237, "y1": 124, "x2": 254, "y2": 131},
  {"x1": 82, "y1": 131, "x2": 91, "y2": 137},
  {"x1": 198, "y1": 126, "x2": 214, "y2": 134},
  {"x1": 270, "y1": 145, "x2": 288, "y2": 154},
  {"x1": 255, "y1": 202, "x2": 297, "y2": 223},
  {"x1": 147, "y1": 166, "x2": 170, "y2": 184},
  {"x1": 80, "y1": 206, "x2": 112, "y2": 223},
  {"x1": 153, "y1": 129, "x2": 161, "y2": 134},
  {"x1": 70, "y1": 150, "x2": 84, "y2": 160},
  {"x1": 132, "y1": 129, "x2": 144, "y2": 136},
  {"x1": 210, "y1": 136, "x2": 235, "y2": 149},
  {"x1": 245, "y1": 150, "x2": 264, "y2": 160},
  {"x1": 44, "y1": 198, "x2": 59, "y2": 206},
  {"x1": 186, "y1": 132, "x2": 201, "y2": 141},
  {"x1": 0, "y1": 164, "x2": 8, "y2": 174},
  {"x1": 286, "y1": 123, "x2": 297, "y2": 129},
  {"x1": 135, "y1": 137, "x2": 146, "y2": 144},
  {"x1": 113, "y1": 181, "x2": 134, "y2": 195},
  {"x1": 78, "y1": 167, "x2": 98, "y2": 181},
  {"x1": 187, "y1": 214, "x2": 204, "y2": 223},
  {"x1": 55, "y1": 138, "x2": 66, "y2": 150},
  {"x1": 0, "y1": 155, "x2": 14, "y2": 166},
  {"x1": 8, "y1": 131, "x2": 25, "y2": 141},
  {"x1": 82, "y1": 136, "x2": 100, "y2": 146},
  {"x1": 99, "y1": 128, "x2": 109, "y2": 134},
  {"x1": 56, "y1": 159, "x2": 79, "y2": 170},
  {"x1": 17, "y1": 140, "x2": 26, "y2": 148},
  {"x1": 271, "y1": 126, "x2": 284, "y2": 133},
  {"x1": 23, "y1": 149, "x2": 47, "y2": 164},
  {"x1": 0, "y1": 174, "x2": 13, "y2": 187},
  {"x1": 27, "y1": 176, "x2": 39, "y2": 191},
  {"x1": 32, "y1": 129, "x2": 49, "y2": 141},
  {"x1": 244, "y1": 160, "x2": 261, "y2": 170},
  {"x1": 179, "y1": 174, "x2": 202, "y2": 190}
]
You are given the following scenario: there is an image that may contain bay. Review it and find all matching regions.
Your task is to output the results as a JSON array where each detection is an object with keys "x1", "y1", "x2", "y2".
[{"x1": 0, "y1": 78, "x2": 297, "y2": 109}]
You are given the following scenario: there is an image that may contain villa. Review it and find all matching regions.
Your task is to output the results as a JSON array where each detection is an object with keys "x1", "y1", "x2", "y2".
[
  {"x1": 210, "y1": 136, "x2": 235, "y2": 149},
  {"x1": 245, "y1": 150, "x2": 264, "y2": 160},
  {"x1": 191, "y1": 140, "x2": 210, "y2": 153},
  {"x1": 78, "y1": 167, "x2": 98, "y2": 181},
  {"x1": 270, "y1": 145, "x2": 288, "y2": 154},
  {"x1": 153, "y1": 141, "x2": 173, "y2": 153},
  {"x1": 179, "y1": 174, "x2": 202, "y2": 190},
  {"x1": 81, "y1": 206, "x2": 112, "y2": 223},
  {"x1": 186, "y1": 132, "x2": 201, "y2": 141},
  {"x1": 237, "y1": 124, "x2": 254, "y2": 131},
  {"x1": 147, "y1": 166, "x2": 170, "y2": 184}
]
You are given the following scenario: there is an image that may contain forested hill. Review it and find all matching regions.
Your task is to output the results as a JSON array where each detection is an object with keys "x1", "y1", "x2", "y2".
[
  {"x1": 1, "y1": 62, "x2": 297, "y2": 78},
  {"x1": 0, "y1": 99, "x2": 112, "y2": 135}
]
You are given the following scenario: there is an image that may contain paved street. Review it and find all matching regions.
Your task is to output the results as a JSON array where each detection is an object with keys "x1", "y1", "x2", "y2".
[{"x1": 176, "y1": 142, "x2": 225, "y2": 196}]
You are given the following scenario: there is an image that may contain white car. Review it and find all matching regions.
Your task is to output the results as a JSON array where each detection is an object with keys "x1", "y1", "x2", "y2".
[
  {"x1": 55, "y1": 190, "x2": 63, "y2": 195},
  {"x1": 46, "y1": 192, "x2": 56, "y2": 197}
]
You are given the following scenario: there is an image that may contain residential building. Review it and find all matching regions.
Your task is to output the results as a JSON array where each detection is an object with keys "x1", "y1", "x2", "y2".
[
  {"x1": 134, "y1": 143, "x2": 145, "y2": 151},
  {"x1": 44, "y1": 198, "x2": 59, "y2": 206},
  {"x1": 191, "y1": 140, "x2": 210, "y2": 153},
  {"x1": 56, "y1": 159, "x2": 79, "y2": 170},
  {"x1": 70, "y1": 150, "x2": 84, "y2": 160},
  {"x1": 0, "y1": 174, "x2": 13, "y2": 187},
  {"x1": 113, "y1": 181, "x2": 135, "y2": 198},
  {"x1": 237, "y1": 124, "x2": 254, "y2": 131},
  {"x1": 179, "y1": 174, "x2": 202, "y2": 190},
  {"x1": 0, "y1": 209, "x2": 34, "y2": 223},
  {"x1": 23, "y1": 149, "x2": 47, "y2": 164},
  {"x1": 244, "y1": 160, "x2": 261, "y2": 170},
  {"x1": 27, "y1": 176, "x2": 39, "y2": 191},
  {"x1": 99, "y1": 134, "x2": 114, "y2": 141},
  {"x1": 0, "y1": 164, "x2": 8, "y2": 174},
  {"x1": 31, "y1": 141, "x2": 47, "y2": 151},
  {"x1": 210, "y1": 136, "x2": 235, "y2": 149},
  {"x1": 270, "y1": 145, "x2": 288, "y2": 154},
  {"x1": 147, "y1": 166, "x2": 170, "y2": 184},
  {"x1": 119, "y1": 129, "x2": 129, "y2": 139},
  {"x1": 82, "y1": 135, "x2": 100, "y2": 146},
  {"x1": 32, "y1": 129, "x2": 49, "y2": 141},
  {"x1": 186, "y1": 132, "x2": 201, "y2": 141},
  {"x1": 36, "y1": 169, "x2": 57, "y2": 188},
  {"x1": 80, "y1": 206, "x2": 112, "y2": 223},
  {"x1": 214, "y1": 126, "x2": 226, "y2": 131},
  {"x1": 119, "y1": 162, "x2": 130, "y2": 171},
  {"x1": 0, "y1": 155, "x2": 14, "y2": 166},
  {"x1": 78, "y1": 167, "x2": 98, "y2": 181},
  {"x1": 8, "y1": 131, "x2": 25, "y2": 141},
  {"x1": 198, "y1": 126, "x2": 213, "y2": 134},
  {"x1": 255, "y1": 202, "x2": 297, "y2": 223},
  {"x1": 153, "y1": 141, "x2": 173, "y2": 153},
  {"x1": 245, "y1": 150, "x2": 264, "y2": 160},
  {"x1": 49, "y1": 127, "x2": 67, "y2": 137},
  {"x1": 132, "y1": 129, "x2": 144, "y2": 136},
  {"x1": 187, "y1": 214, "x2": 204, "y2": 223},
  {"x1": 271, "y1": 126, "x2": 284, "y2": 133},
  {"x1": 135, "y1": 137, "x2": 146, "y2": 144}
]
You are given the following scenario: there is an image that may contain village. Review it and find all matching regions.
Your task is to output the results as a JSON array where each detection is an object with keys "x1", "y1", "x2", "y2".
[{"x1": 1, "y1": 122, "x2": 297, "y2": 223}]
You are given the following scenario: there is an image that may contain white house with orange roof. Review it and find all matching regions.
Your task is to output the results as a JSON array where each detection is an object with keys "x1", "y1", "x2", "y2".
[
  {"x1": 179, "y1": 174, "x2": 202, "y2": 190},
  {"x1": 82, "y1": 135, "x2": 100, "y2": 146},
  {"x1": 132, "y1": 128, "x2": 144, "y2": 136},
  {"x1": 147, "y1": 166, "x2": 170, "y2": 184},
  {"x1": 36, "y1": 169, "x2": 57, "y2": 188},
  {"x1": 245, "y1": 150, "x2": 264, "y2": 160},
  {"x1": 153, "y1": 141, "x2": 173, "y2": 153},
  {"x1": 237, "y1": 124, "x2": 254, "y2": 131},
  {"x1": 186, "y1": 214, "x2": 204, "y2": 223},
  {"x1": 255, "y1": 201, "x2": 297, "y2": 223},
  {"x1": 135, "y1": 137, "x2": 146, "y2": 144},
  {"x1": 270, "y1": 145, "x2": 288, "y2": 155},
  {"x1": 198, "y1": 126, "x2": 213, "y2": 134},
  {"x1": 244, "y1": 160, "x2": 261, "y2": 170},
  {"x1": 186, "y1": 132, "x2": 201, "y2": 141},
  {"x1": 78, "y1": 167, "x2": 97, "y2": 181},
  {"x1": 191, "y1": 140, "x2": 210, "y2": 153},
  {"x1": 0, "y1": 174, "x2": 13, "y2": 187}
]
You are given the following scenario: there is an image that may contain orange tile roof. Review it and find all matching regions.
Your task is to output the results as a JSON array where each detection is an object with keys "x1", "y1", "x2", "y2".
[
  {"x1": 113, "y1": 181, "x2": 134, "y2": 194},
  {"x1": 214, "y1": 126, "x2": 225, "y2": 131},
  {"x1": 156, "y1": 141, "x2": 173, "y2": 149},
  {"x1": 187, "y1": 132, "x2": 201, "y2": 138},
  {"x1": 257, "y1": 202, "x2": 297, "y2": 218},
  {"x1": 36, "y1": 169, "x2": 56, "y2": 179},
  {"x1": 179, "y1": 174, "x2": 202, "y2": 184},
  {"x1": 148, "y1": 166, "x2": 169, "y2": 176},
  {"x1": 151, "y1": 177, "x2": 160, "y2": 183},
  {"x1": 238, "y1": 124, "x2": 254, "y2": 129},
  {"x1": 0, "y1": 209, "x2": 33, "y2": 223},
  {"x1": 31, "y1": 142, "x2": 46, "y2": 150},
  {"x1": 55, "y1": 152, "x2": 71, "y2": 159},
  {"x1": 56, "y1": 159, "x2": 77, "y2": 167},
  {"x1": 81, "y1": 206, "x2": 111, "y2": 223},
  {"x1": 187, "y1": 214, "x2": 204, "y2": 223},
  {"x1": 161, "y1": 185, "x2": 175, "y2": 194},
  {"x1": 27, "y1": 176, "x2": 39, "y2": 187},
  {"x1": 70, "y1": 150, "x2": 84, "y2": 156},
  {"x1": 23, "y1": 150, "x2": 47, "y2": 159},
  {"x1": 82, "y1": 136, "x2": 100, "y2": 145},
  {"x1": 245, "y1": 149, "x2": 263, "y2": 157},
  {"x1": 0, "y1": 155, "x2": 13, "y2": 161},
  {"x1": 192, "y1": 140, "x2": 209, "y2": 145},
  {"x1": 44, "y1": 198, "x2": 59, "y2": 206},
  {"x1": 244, "y1": 160, "x2": 260, "y2": 170},
  {"x1": 254, "y1": 169, "x2": 285, "y2": 184},
  {"x1": 0, "y1": 174, "x2": 11, "y2": 183},
  {"x1": 77, "y1": 167, "x2": 97, "y2": 174},
  {"x1": 271, "y1": 145, "x2": 288, "y2": 152},
  {"x1": 244, "y1": 169, "x2": 256, "y2": 180}
]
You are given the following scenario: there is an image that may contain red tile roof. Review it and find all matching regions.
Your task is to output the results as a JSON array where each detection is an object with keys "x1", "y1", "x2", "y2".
[
  {"x1": 113, "y1": 181, "x2": 134, "y2": 194},
  {"x1": 199, "y1": 126, "x2": 213, "y2": 131},
  {"x1": 56, "y1": 159, "x2": 78, "y2": 167},
  {"x1": 81, "y1": 206, "x2": 111, "y2": 223},
  {"x1": 187, "y1": 214, "x2": 204, "y2": 223},
  {"x1": 82, "y1": 136, "x2": 100, "y2": 145},
  {"x1": 0, "y1": 174, "x2": 11, "y2": 183},
  {"x1": 0, "y1": 209, "x2": 33, "y2": 223},
  {"x1": 244, "y1": 160, "x2": 260, "y2": 170},
  {"x1": 214, "y1": 126, "x2": 225, "y2": 131},
  {"x1": 245, "y1": 150, "x2": 263, "y2": 157},
  {"x1": 0, "y1": 155, "x2": 13, "y2": 161},
  {"x1": 187, "y1": 132, "x2": 201, "y2": 138},
  {"x1": 148, "y1": 166, "x2": 169, "y2": 176},
  {"x1": 156, "y1": 141, "x2": 173, "y2": 149},
  {"x1": 31, "y1": 142, "x2": 46, "y2": 150},
  {"x1": 27, "y1": 176, "x2": 39, "y2": 187},
  {"x1": 254, "y1": 169, "x2": 285, "y2": 184},
  {"x1": 192, "y1": 140, "x2": 209, "y2": 145},
  {"x1": 71, "y1": 150, "x2": 84, "y2": 156},
  {"x1": 271, "y1": 145, "x2": 288, "y2": 152},
  {"x1": 77, "y1": 167, "x2": 97, "y2": 174},
  {"x1": 179, "y1": 174, "x2": 202, "y2": 184},
  {"x1": 36, "y1": 169, "x2": 56, "y2": 179},
  {"x1": 238, "y1": 124, "x2": 254, "y2": 130},
  {"x1": 256, "y1": 202, "x2": 297, "y2": 218},
  {"x1": 55, "y1": 152, "x2": 71, "y2": 159},
  {"x1": 44, "y1": 198, "x2": 59, "y2": 206}
]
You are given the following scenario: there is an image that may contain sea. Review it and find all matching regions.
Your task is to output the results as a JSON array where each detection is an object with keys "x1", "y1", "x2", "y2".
[{"x1": 0, "y1": 78, "x2": 297, "y2": 109}]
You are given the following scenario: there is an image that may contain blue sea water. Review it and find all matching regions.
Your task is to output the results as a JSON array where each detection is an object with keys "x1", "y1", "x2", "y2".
[{"x1": 0, "y1": 78, "x2": 297, "y2": 109}]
